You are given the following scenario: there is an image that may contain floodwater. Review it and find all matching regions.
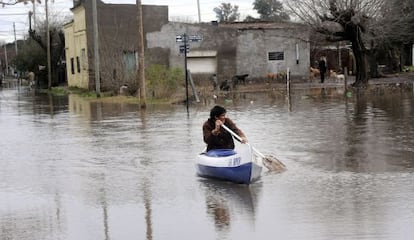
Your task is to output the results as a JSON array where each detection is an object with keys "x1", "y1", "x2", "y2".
[{"x1": 1, "y1": 85, "x2": 414, "y2": 240}]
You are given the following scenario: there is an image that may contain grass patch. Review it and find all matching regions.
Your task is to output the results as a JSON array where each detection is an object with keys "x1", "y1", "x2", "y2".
[{"x1": 46, "y1": 86, "x2": 183, "y2": 105}]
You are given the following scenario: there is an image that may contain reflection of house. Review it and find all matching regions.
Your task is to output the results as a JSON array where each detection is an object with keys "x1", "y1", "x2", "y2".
[
  {"x1": 64, "y1": 0, "x2": 168, "y2": 91},
  {"x1": 148, "y1": 22, "x2": 311, "y2": 81}
]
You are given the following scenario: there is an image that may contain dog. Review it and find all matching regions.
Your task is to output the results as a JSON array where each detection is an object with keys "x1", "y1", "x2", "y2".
[
  {"x1": 329, "y1": 70, "x2": 345, "y2": 81},
  {"x1": 231, "y1": 74, "x2": 249, "y2": 89},
  {"x1": 310, "y1": 67, "x2": 320, "y2": 80},
  {"x1": 267, "y1": 71, "x2": 287, "y2": 81}
]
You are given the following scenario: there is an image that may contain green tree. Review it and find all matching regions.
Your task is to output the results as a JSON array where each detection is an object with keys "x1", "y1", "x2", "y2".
[
  {"x1": 12, "y1": 38, "x2": 45, "y2": 74},
  {"x1": 253, "y1": 0, "x2": 290, "y2": 22},
  {"x1": 213, "y1": 3, "x2": 240, "y2": 22}
]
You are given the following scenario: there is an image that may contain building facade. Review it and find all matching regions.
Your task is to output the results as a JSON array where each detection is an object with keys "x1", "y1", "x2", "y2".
[
  {"x1": 64, "y1": 0, "x2": 168, "y2": 91},
  {"x1": 147, "y1": 21, "x2": 311, "y2": 82},
  {"x1": 64, "y1": 1, "x2": 310, "y2": 93}
]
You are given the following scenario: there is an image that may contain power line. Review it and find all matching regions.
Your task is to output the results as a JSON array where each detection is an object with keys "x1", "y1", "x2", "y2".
[{"x1": 0, "y1": 13, "x2": 28, "y2": 16}]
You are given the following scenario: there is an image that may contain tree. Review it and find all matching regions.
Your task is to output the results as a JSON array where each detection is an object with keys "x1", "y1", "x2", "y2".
[
  {"x1": 0, "y1": 0, "x2": 40, "y2": 6},
  {"x1": 2, "y1": 0, "x2": 62, "y2": 87},
  {"x1": 213, "y1": 3, "x2": 240, "y2": 22},
  {"x1": 12, "y1": 38, "x2": 46, "y2": 82},
  {"x1": 26, "y1": 20, "x2": 65, "y2": 87},
  {"x1": 253, "y1": 0, "x2": 290, "y2": 22},
  {"x1": 372, "y1": 0, "x2": 414, "y2": 73},
  {"x1": 285, "y1": 0, "x2": 390, "y2": 87}
]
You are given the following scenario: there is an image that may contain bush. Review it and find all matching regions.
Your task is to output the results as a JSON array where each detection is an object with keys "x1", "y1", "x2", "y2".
[{"x1": 146, "y1": 64, "x2": 183, "y2": 99}]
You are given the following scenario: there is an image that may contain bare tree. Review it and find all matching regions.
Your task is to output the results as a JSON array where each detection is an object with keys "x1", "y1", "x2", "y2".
[
  {"x1": 285, "y1": 0, "x2": 387, "y2": 87},
  {"x1": 0, "y1": 0, "x2": 40, "y2": 6},
  {"x1": 371, "y1": 0, "x2": 414, "y2": 73}
]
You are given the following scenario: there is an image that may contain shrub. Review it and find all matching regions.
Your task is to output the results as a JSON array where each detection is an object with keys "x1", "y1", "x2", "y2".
[{"x1": 146, "y1": 64, "x2": 183, "y2": 99}]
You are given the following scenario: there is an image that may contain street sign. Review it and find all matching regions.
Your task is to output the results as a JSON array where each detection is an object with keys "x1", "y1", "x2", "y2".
[
  {"x1": 179, "y1": 44, "x2": 190, "y2": 53},
  {"x1": 176, "y1": 35, "x2": 184, "y2": 42},
  {"x1": 188, "y1": 35, "x2": 203, "y2": 42},
  {"x1": 176, "y1": 34, "x2": 203, "y2": 43}
]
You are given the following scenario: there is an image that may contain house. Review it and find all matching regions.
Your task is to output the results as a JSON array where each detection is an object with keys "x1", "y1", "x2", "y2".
[
  {"x1": 64, "y1": 0, "x2": 311, "y2": 93},
  {"x1": 63, "y1": 0, "x2": 168, "y2": 92},
  {"x1": 147, "y1": 21, "x2": 311, "y2": 82}
]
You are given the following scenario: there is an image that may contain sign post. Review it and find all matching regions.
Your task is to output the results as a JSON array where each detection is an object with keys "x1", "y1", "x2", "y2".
[{"x1": 175, "y1": 34, "x2": 203, "y2": 111}]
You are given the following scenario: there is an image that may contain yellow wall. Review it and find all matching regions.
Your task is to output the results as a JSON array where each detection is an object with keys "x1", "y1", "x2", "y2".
[{"x1": 64, "y1": 6, "x2": 89, "y2": 89}]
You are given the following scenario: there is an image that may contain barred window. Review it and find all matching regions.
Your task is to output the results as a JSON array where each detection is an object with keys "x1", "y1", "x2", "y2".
[
  {"x1": 268, "y1": 52, "x2": 284, "y2": 61},
  {"x1": 70, "y1": 58, "x2": 75, "y2": 74},
  {"x1": 76, "y1": 56, "x2": 81, "y2": 73}
]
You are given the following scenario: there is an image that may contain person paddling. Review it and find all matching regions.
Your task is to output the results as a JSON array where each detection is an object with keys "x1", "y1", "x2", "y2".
[{"x1": 202, "y1": 105, "x2": 247, "y2": 151}]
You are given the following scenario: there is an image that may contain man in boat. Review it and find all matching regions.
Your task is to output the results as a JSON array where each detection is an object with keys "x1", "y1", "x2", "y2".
[{"x1": 203, "y1": 105, "x2": 247, "y2": 151}]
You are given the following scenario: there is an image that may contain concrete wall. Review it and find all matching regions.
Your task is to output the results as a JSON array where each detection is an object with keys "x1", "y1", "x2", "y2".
[
  {"x1": 147, "y1": 22, "x2": 238, "y2": 83},
  {"x1": 66, "y1": 0, "x2": 168, "y2": 91},
  {"x1": 148, "y1": 22, "x2": 311, "y2": 84},
  {"x1": 237, "y1": 25, "x2": 310, "y2": 79}
]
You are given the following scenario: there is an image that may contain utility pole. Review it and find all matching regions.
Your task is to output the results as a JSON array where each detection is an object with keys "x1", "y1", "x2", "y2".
[
  {"x1": 92, "y1": 0, "x2": 101, "y2": 96},
  {"x1": 197, "y1": 0, "x2": 201, "y2": 23},
  {"x1": 184, "y1": 34, "x2": 189, "y2": 111},
  {"x1": 137, "y1": 0, "x2": 146, "y2": 108},
  {"x1": 45, "y1": 0, "x2": 52, "y2": 89},
  {"x1": 32, "y1": 0, "x2": 36, "y2": 30},
  {"x1": 13, "y1": 22, "x2": 17, "y2": 55},
  {"x1": 3, "y1": 43, "x2": 8, "y2": 75}
]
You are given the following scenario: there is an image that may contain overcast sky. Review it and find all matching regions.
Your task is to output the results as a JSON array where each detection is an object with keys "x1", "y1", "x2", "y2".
[{"x1": 0, "y1": 0, "x2": 258, "y2": 44}]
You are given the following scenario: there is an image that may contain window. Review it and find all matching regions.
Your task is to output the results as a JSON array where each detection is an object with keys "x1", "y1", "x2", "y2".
[
  {"x1": 123, "y1": 50, "x2": 137, "y2": 75},
  {"x1": 70, "y1": 58, "x2": 75, "y2": 74},
  {"x1": 268, "y1": 52, "x2": 284, "y2": 61},
  {"x1": 81, "y1": 48, "x2": 87, "y2": 70},
  {"x1": 76, "y1": 56, "x2": 81, "y2": 73}
]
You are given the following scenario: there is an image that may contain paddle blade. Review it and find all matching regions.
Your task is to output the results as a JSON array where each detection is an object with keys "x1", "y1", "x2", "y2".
[{"x1": 262, "y1": 155, "x2": 286, "y2": 172}]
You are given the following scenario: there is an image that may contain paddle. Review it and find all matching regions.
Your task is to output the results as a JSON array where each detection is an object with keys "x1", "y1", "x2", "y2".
[{"x1": 221, "y1": 124, "x2": 286, "y2": 172}]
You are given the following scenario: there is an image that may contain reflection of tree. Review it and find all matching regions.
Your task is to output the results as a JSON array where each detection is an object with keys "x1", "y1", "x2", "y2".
[{"x1": 344, "y1": 92, "x2": 368, "y2": 171}]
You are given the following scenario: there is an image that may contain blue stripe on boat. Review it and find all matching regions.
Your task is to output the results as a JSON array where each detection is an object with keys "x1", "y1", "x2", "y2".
[
  {"x1": 205, "y1": 149, "x2": 237, "y2": 157},
  {"x1": 197, "y1": 162, "x2": 253, "y2": 184}
]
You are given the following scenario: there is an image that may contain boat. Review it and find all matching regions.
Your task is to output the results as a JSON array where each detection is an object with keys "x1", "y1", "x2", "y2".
[{"x1": 196, "y1": 144, "x2": 263, "y2": 184}]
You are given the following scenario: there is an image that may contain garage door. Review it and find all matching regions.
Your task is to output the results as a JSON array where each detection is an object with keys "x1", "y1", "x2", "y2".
[{"x1": 187, "y1": 50, "x2": 217, "y2": 74}]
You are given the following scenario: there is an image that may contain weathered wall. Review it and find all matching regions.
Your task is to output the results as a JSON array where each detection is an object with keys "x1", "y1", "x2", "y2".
[
  {"x1": 147, "y1": 22, "x2": 238, "y2": 84},
  {"x1": 148, "y1": 22, "x2": 311, "y2": 84},
  {"x1": 235, "y1": 23, "x2": 310, "y2": 80},
  {"x1": 70, "y1": 0, "x2": 168, "y2": 91},
  {"x1": 64, "y1": 5, "x2": 89, "y2": 89}
]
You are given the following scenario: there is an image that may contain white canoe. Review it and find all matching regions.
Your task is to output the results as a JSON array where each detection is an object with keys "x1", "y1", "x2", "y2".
[{"x1": 196, "y1": 144, "x2": 262, "y2": 184}]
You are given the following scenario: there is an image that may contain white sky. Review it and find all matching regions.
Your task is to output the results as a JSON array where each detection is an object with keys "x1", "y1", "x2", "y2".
[{"x1": 0, "y1": 0, "x2": 258, "y2": 44}]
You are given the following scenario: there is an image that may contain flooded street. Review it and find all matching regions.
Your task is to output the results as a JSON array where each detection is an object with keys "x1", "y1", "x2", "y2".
[{"x1": 1, "y1": 86, "x2": 414, "y2": 240}]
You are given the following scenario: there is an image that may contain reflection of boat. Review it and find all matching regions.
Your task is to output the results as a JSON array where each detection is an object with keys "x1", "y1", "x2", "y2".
[
  {"x1": 196, "y1": 144, "x2": 262, "y2": 184},
  {"x1": 200, "y1": 179, "x2": 262, "y2": 232}
]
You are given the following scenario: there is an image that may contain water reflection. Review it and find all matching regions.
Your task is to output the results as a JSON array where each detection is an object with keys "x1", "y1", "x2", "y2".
[
  {"x1": 1, "y1": 85, "x2": 414, "y2": 240},
  {"x1": 200, "y1": 179, "x2": 262, "y2": 235}
]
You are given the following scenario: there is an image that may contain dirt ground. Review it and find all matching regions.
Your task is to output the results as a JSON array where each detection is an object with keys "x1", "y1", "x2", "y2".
[{"x1": 199, "y1": 72, "x2": 414, "y2": 94}]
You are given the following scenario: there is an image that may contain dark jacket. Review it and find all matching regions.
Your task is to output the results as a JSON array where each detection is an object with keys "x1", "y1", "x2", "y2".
[
  {"x1": 318, "y1": 59, "x2": 327, "y2": 73},
  {"x1": 202, "y1": 117, "x2": 245, "y2": 151}
]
